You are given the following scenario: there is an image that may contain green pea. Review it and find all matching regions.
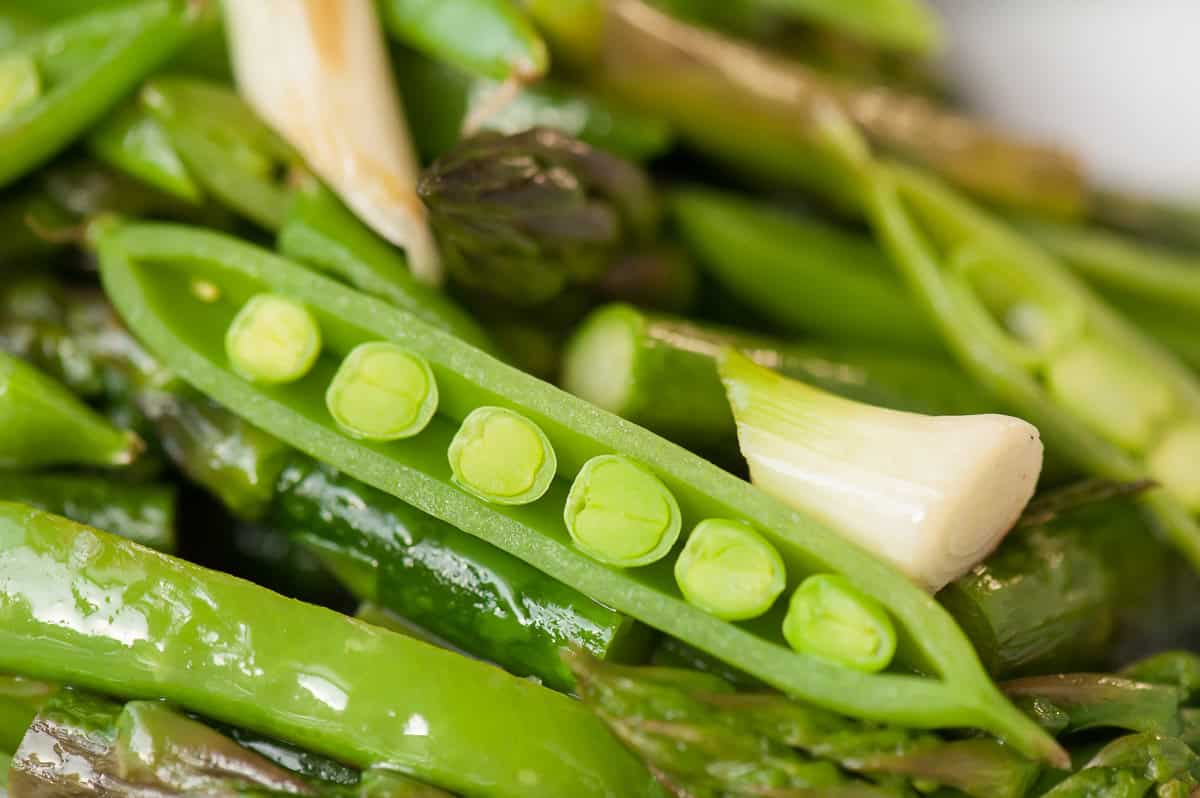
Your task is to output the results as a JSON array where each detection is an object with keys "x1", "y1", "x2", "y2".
[
  {"x1": 448, "y1": 406, "x2": 557, "y2": 505},
  {"x1": 783, "y1": 574, "x2": 897, "y2": 673},
  {"x1": 675, "y1": 519, "x2": 786, "y2": 621},
  {"x1": 225, "y1": 293, "x2": 321, "y2": 384},
  {"x1": 325, "y1": 342, "x2": 438, "y2": 441}
]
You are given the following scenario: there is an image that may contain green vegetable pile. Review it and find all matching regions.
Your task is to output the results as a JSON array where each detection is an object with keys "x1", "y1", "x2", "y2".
[{"x1": 1, "y1": 1, "x2": 1198, "y2": 797}]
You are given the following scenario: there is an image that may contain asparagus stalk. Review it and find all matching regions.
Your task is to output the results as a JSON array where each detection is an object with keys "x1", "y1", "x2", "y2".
[
  {"x1": 530, "y1": 0, "x2": 1085, "y2": 217},
  {"x1": 563, "y1": 303, "x2": 1002, "y2": 458},
  {"x1": 1002, "y1": 674, "x2": 1185, "y2": 737},
  {"x1": 568, "y1": 651, "x2": 1040, "y2": 798},
  {"x1": 7, "y1": 687, "x2": 454, "y2": 797},
  {"x1": 392, "y1": 45, "x2": 673, "y2": 163},
  {"x1": 272, "y1": 456, "x2": 649, "y2": 691},
  {"x1": 938, "y1": 496, "x2": 1200, "y2": 678},
  {"x1": 0, "y1": 474, "x2": 175, "y2": 552}
]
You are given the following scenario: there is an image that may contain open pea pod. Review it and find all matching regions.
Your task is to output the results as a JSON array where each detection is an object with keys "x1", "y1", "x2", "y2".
[
  {"x1": 0, "y1": 0, "x2": 200, "y2": 188},
  {"x1": 94, "y1": 219, "x2": 1063, "y2": 765},
  {"x1": 861, "y1": 163, "x2": 1200, "y2": 569}
]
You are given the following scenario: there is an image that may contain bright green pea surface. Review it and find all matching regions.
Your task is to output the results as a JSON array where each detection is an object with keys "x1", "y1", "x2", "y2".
[
  {"x1": 325, "y1": 342, "x2": 438, "y2": 441},
  {"x1": 674, "y1": 518, "x2": 786, "y2": 621},
  {"x1": 783, "y1": 574, "x2": 897, "y2": 673},
  {"x1": 564, "y1": 454, "x2": 682, "y2": 567},
  {"x1": 448, "y1": 406, "x2": 556, "y2": 504},
  {"x1": 225, "y1": 293, "x2": 321, "y2": 384}
]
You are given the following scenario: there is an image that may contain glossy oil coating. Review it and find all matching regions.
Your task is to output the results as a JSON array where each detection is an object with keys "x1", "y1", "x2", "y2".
[{"x1": 0, "y1": 503, "x2": 662, "y2": 798}]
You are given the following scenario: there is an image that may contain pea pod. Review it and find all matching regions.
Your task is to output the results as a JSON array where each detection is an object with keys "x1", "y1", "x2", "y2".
[
  {"x1": 0, "y1": 352, "x2": 142, "y2": 469},
  {"x1": 272, "y1": 456, "x2": 651, "y2": 691},
  {"x1": 860, "y1": 162, "x2": 1200, "y2": 569},
  {"x1": 379, "y1": 0, "x2": 547, "y2": 82},
  {"x1": 0, "y1": 504, "x2": 660, "y2": 798},
  {"x1": 0, "y1": 0, "x2": 199, "y2": 188},
  {"x1": 88, "y1": 99, "x2": 203, "y2": 203},
  {"x1": 140, "y1": 76, "x2": 296, "y2": 229},
  {"x1": 95, "y1": 219, "x2": 1064, "y2": 764},
  {"x1": 277, "y1": 178, "x2": 494, "y2": 351}
]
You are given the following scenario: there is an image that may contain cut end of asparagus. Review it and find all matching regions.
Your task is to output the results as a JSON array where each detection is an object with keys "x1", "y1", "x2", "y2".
[
  {"x1": 719, "y1": 349, "x2": 1043, "y2": 591},
  {"x1": 562, "y1": 304, "x2": 641, "y2": 416}
]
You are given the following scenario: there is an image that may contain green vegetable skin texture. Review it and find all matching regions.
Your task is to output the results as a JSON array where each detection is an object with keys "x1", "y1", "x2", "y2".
[
  {"x1": 393, "y1": 47, "x2": 672, "y2": 163},
  {"x1": 0, "y1": 676, "x2": 55, "y2": 753},
  {"x1": 0, "y1": 503, "x2": 661, "y2": 798},
  {"x1": 862, "y1": 163, "x2": 1200, "y2": 566},
  {"x1": 0, "y1": 0, "x2": 197, "y2": 188},
  {"x1": 272, "y1": 457, "x2": 648, "y2": 692},
  {"x1": 671, "y1": 188, "x2": 940, "y2": 349},
  {"x1": 277, "y1": 179, "x2": 494, "y2": 352},
  {"x1": 0, "y1": 276, "x2": 635, "y2": 685},
  {"x1": 140, "y1": 76, "x2": 295, "y2": 229},
  {"x1": 563, "y1": 303, "x2": 997, "y2": 456},
  {"x1": 96, "y1": 220, "x2": 1063, "y2": 763},
  {"x1": 379, "y1": 0, "x2": 547, "y2": 81},
  {"x1": 939, "y1": 499, "x2": 1199, "y2": 678},
  {"x1": 0, "y1": 474, "x2": 175, "y2": 552},
  {"x1": 0, "y1": 351, "x2": 140, "y2": 469}
]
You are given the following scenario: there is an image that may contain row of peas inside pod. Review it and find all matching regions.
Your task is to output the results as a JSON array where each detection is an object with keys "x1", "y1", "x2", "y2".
[{"x1": 223, "y1": 291, "x2": 898, "y2": 673}]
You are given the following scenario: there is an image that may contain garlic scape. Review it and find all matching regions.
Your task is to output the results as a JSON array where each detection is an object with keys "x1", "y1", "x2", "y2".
[
  {"x1": 223, "y1": 0, "x2": 442, "y2": 284},
  {"x1": 719, "y1": 349, "x2": 1043, "y2": 591}
]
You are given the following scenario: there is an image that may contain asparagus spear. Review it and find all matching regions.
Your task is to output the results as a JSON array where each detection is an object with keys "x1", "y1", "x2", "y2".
[
  {"x1": 7, "y1": 687, "x2": 455, "y2": 797},
  {"x1": 392, "y1": 45, "x2": 673, "y2": 163},
  {"x1": 563, "y1": 302, "x2": 999, "y2": 456},
  {"x1": 418, "y1": 127, "x2": 658, "y2": 305},
  {"x1": 938, "y1": 497, "x2": 1200, "y2": 678},
  {"x1": 0, "y1": 474, "x2": 175, "y2": 552},
  {"x1": 567, "y1": 650, "x2": 1040, "y2": 798},
  {"x1": 529, "y1": 0, "x2": 1084, "y2": 217}
]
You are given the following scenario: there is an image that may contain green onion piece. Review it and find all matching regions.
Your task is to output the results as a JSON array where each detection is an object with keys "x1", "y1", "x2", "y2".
[
  {"x1": 225, "y1": 293, "x2": 321, "y2": 384},
  {"x1": 1044, "y1": 338, "x2": 1177, "y2": 452},
  {"x1": 448, "y1": 406, "x2": 557, "y2": 505},
  {"x1": 674, "y1": 518, "x2": 786, "y2": 621},
  {"x1": 325, "y1": 342, "x2": 438, "y2": 441},
  {"x1": 564, "y1": 454, "x2": 682, "y2": 567},
  {"x1": 0, "y1": 53, "x2": 40, "y2": 124},
  {"x1": 783, "y1": 574, "x2": 897, "y2": 673},
  {"x1": 1148, "y1": 421, "x2": 1200, "y2": 512}
]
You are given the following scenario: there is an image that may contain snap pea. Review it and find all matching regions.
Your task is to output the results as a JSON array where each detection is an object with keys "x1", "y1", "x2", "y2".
[
  {"x1": 277, "y1": 178, "x2": 495, "y2": 351},
  {"x1": 0, "y1": 0, "x2": 199, "y2": 188},
  {"x1": 861, "y1": 161, "x2": 1200, "y2": 569},
  {"x1": 378, "y1": 0, "x2": 547, "y2": 82},
  {"x1": 393, "y1": 46, "x2": 672, "y2": 163},
  {"x1": 0, "y1": 503, "x2": 661, "y2": 798},
  {"x1": 88, "y1": 98, "x2": 203, "y2": 203},
  {"x1": 139, "y1": 76, "x2": 296, "y2": 229},
  {"x1": 0, "y1": 275, "x2": 640, "y2": 676},
  {"x1": 0, "y1": 351, "x2": 142, "y2": 469},
  {"x1": 1023, "y1": 220, "x2": 1200, "y2": 371},
  {"x1": 95, "y1": 219, "x2": 1064, "y2": 763},
  {"x1": 670, "y1": 187, "x2": 938, "y2": 348},
  {"x1": 0, "y1": 474, "x2": 175, "y2": 551},
  {"x1": 272, "y1": 455, "x2": 648, "y2": 691}
]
